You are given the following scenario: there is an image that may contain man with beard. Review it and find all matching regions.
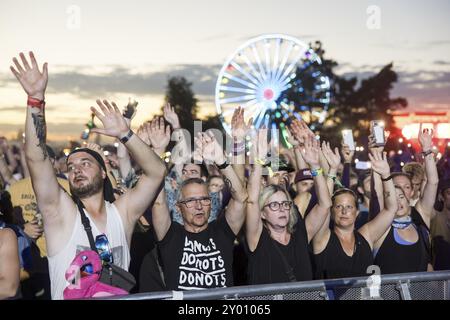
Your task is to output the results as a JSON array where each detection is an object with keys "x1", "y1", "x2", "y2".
[{"x1": 10, "y1": 52, "x2": 166, "y2": 299}]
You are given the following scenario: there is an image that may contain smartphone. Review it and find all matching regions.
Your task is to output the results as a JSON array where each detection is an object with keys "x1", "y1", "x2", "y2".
[
  {"x1": 341, "y1": 129, "x2": 355, "y2": 151},
  {"x1": 356, "y1": 161, "x2": 372, "y2": 170},
  {"x1": 371, "y1": 120, "x2": 385, "y2": 147}
]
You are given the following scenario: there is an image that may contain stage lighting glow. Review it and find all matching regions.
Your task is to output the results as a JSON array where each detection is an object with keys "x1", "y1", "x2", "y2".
[{"x1": 437, "y1": 123, "x2": 450, "y2": 139}]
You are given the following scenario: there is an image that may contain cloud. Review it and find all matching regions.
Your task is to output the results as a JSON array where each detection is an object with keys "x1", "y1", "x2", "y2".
[
  {"x1": 0, "y1": 64, "x2": 221, "y2": 99},
  {"x1": 374, "y1": 40, "x2": 450, "y2": 50},
  {"x1": 426, "y1": 40, "x2": 450, "y2": 47},
  {"x1": 434, "y1": 60, "x2": 450, "y2": 65}
]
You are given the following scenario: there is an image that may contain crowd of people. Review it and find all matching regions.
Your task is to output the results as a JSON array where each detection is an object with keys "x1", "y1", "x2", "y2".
[{"x1": 1, "y1": 51, "x2": 450, "y2": 300}]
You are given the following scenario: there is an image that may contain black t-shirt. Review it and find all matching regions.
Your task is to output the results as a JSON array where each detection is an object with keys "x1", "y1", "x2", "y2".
[
  {"x1": 158, "y1": 216, "x2": 236, "y2": 290},
  {"x1": 246, "y1": 216, "x2": 313, "y2": 285},
  {"x1": 314, "y1": 231, "x2": 373, "y2": 280},
  {"x1": 374, "y1": 225, "x2": 429, "y2": 274}
]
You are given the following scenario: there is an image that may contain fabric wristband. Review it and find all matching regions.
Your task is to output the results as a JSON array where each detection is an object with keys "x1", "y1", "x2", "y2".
[
  {"x1": 27, "y1": 96, "x2": 45, "y2": 109},
  {"x1": 381, "y1": 175, "x2": 392, "y2": 182},
  {"x1": 311, "y1": 168, "x2": 323, "y2": 177}
]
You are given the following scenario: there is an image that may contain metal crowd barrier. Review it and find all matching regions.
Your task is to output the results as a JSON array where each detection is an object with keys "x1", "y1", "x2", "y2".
[{"x1": 109, "y1": 270, "x2": 450, "y2": 300}]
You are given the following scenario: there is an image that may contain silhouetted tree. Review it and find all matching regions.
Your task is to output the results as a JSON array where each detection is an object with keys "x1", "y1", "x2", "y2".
[
  {"x1": 163, "y1": 76, "x2": 198, "y2": 133},
  {"x1": 294, "y1": 41, "x2": 408, "y2": 146}
]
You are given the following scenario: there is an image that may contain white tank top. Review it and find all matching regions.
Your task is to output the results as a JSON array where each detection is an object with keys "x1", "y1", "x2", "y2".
[{"x1": 48, "y1": 201, "x2": 130, "y2": 300}]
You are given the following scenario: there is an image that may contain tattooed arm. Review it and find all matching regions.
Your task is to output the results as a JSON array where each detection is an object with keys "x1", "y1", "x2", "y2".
[
  {"x1": 358, "y1": 150, "x2": 398, "y2": 249},
  {"x1": 194, "y1": 131, "x2": 248, "y2": 235},
  {"x1": 10, "y1": 52, "x2": 75, "y2": 256}
]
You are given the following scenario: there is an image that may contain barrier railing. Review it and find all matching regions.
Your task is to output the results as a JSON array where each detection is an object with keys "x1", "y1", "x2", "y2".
[{"x1": 108, "y1": 270, "x2": 450, "y2": 300}]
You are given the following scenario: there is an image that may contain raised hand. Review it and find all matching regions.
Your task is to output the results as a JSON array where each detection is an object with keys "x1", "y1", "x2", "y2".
[
  {"x1": 90, "y1": 100, "x2": 129, "y2": 138},
  {"x1": 322, "y1": 141, "x2": 341, "y2": 169},
  {"x1": 136, "y1": 122, "x2": 151, "y2": 146},
  {"x1": 10, "y1": 52, "x2": 48, "y2": 100},
  {"x1": 368, "y1": 150, "x2": 390, "y2": 179},
  {"x1": 194, "y1": 131, "x2": 225, "y2": 165},
  {"x1": 252, "y1": 127, "x2": 269, "y2": 162},
  {"x1": 285, "y1": 127, "x2": 299, "y2": 147},
  {"x1": 418, "y1": 123, "x2": 433, "y2": 152},
  {"x1": 289, "y1": 119, "x2": 315, "y2": 146},
  {"x1": 148, "y1": 117, "x2": 171, "y2": 153},
  {"x1": 163, "y1": 103, "x2": 181, "y2": 130},
  {"x1": 301, "y1": 136, "x2": 321, "y2": 169},
  {"x1": 341, "y1": 143, "x2": 355, "y2": 164},
  {"x1": 231, "y1": 106, "x2": 253, "y2": 141}
]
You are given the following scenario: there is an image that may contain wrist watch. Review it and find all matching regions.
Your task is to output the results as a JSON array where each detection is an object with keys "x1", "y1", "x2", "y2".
[{"x1": 119, "y1": 130, "x2": 134, "y2": 144}]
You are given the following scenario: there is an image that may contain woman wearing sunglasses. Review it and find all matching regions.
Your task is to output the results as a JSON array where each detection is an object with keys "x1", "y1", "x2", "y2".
[
  {"x1": 312, "y1": 149, "x2": 398, "y2": 279},
  {"x1": 246, "y1": 131, "x2": 332, "y2": 285}
]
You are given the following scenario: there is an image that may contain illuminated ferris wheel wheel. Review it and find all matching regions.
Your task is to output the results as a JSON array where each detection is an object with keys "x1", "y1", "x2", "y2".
[{"x1": 215, "y1": 34, "x2": 331, "y2": 145}]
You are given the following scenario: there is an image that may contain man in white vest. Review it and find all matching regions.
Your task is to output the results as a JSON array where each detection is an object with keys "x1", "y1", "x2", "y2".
[{"x1": 10, "y1": 51, "x2": 167, "y2": 299}]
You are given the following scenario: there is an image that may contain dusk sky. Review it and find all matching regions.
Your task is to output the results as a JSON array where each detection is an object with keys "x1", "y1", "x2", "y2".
[{"x1": 0, "y1": 0, "x2": 449, "y2": 141}]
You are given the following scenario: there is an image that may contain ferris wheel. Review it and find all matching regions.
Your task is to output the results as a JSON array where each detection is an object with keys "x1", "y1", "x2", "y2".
[{"x1": 215, "y1": 34, "x2": 331, "y2": 145}]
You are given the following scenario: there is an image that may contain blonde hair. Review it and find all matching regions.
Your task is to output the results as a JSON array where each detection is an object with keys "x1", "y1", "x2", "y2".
[
  {"x1": 259, "y1": 185, "x2": 298, "y2": 234},
  {"x1": 402, "y1": 162, "x2": 425, "y2": 180}
]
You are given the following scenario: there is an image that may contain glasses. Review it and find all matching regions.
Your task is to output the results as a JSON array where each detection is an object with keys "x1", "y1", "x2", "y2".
[
  {"x1": 264, "y1": 201, "x2": 293, "y2": 211},
  {"x1": 95, "y1": 234, "x2": 113, "y2": 265},
  {"x1": 178, "y1": 197, "x2": 211, "y2": 208}
]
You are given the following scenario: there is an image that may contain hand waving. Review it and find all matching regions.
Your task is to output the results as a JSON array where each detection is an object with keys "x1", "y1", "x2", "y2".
[
  {"x1": 148, "y1": 117, "x2": 171, "y2": 153},
  {"x1": 301, "y1": 136, "x2": 321, "y2": 169},
  {"x1": 418, "y1": 123, "x2": 433, "y2": 152},
  {"x1": 90, "y1": 100, "x2": 129, "y2": 138},
  {"x1": 231, "y1": 106, "x2": 252, "y2": 141},
  {"x1": 289, "y1": 119, "x2": 315, "y2": 146},
  {"x1": 194, "y1": 131, "x2": 225, "y2": 165},
  {"x1": 322, "y1": 141, "x2": 341, "y2": 169},
  {"x1": 163, "y1": 103, "x2": 181, "y2": 130},
  {"x1": 136, "y1": 122, "x2": 151, "y2": 146},
  {"x1": 10, "y1": 52, "x2": 48, "y2": 100},
  {"x1": 368, "y1": 150, "x2": 390, "y2": 179}
]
